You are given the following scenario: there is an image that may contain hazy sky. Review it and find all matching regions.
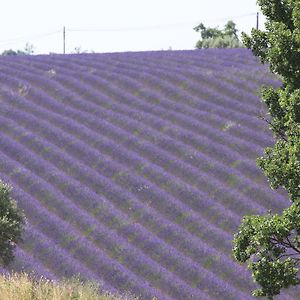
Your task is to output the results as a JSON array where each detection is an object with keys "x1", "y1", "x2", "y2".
[{"x1": 0, "y1": 0, "x2": 265, "y2": 54}]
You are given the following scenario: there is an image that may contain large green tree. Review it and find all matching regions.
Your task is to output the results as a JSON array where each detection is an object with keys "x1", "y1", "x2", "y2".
[
  {"x1": 233, "y1": 0, "x2": 300, "y2": 298},
  {"x1": 0, "y1": 180, "x2": 25, "y2": 266}
]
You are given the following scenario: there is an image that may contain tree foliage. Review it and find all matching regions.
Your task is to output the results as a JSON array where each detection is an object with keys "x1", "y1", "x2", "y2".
[
  {"x1": 2, "y1": 43, "x2": 34, "y2": 56},
  {"x1": 195, "y1": 35, "x2": 242, "y2": 49},
  {"x1": 233, "y1": 0, "x2": 300, "y2": 298},
  {"x1": 0, "y1": 180, "x2": 25, "y2": 266},
  {"x1": 193, "y1": 20, "x2": 243, "y2": 49}
]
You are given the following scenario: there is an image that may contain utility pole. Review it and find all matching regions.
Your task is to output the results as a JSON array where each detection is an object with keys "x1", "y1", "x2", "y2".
[
  {"x1": 256, "y1": 12, "x2": 259, "y2": 30},
  {"x1": 63, "y1": 26, "x2": 66, "y2": 54}
]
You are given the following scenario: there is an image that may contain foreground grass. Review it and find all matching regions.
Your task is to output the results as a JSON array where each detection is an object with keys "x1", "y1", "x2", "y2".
[{"x1": 0, "y1": 273, "x2": 138, "y2": 300}]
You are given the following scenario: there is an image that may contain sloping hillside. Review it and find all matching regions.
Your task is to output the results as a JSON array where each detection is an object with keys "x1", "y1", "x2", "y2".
[{"x1": 0, "y1": 48, "x2": 295, "y2": 299}]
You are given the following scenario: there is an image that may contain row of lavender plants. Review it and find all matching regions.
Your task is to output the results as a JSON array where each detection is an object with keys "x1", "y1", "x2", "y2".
[{"x1": 0, "y1": 49, "x2": 291, "y2": 299}]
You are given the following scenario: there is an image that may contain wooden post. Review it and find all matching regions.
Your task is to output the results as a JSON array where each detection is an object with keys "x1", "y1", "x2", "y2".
[{"x1": 63, "y1": 26, "x2": 66, "y2": 54}]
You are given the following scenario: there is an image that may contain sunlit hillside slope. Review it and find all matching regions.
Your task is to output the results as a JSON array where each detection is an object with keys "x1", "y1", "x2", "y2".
[{"x1": 0, "y1": 48, "x2": 297, "y2": 299}]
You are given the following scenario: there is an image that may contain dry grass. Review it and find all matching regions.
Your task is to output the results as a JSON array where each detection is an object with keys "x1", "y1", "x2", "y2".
[{"x1": 0, "y1": 273, "x2": 138, "y2": 300}]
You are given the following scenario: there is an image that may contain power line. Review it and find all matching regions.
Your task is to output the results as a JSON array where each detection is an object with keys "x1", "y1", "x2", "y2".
[
  {"x1": 67, "y1": 12, "x2": 257, "y2": 33},
  {"x1": 0, "y1": 30, "x2": 61, "y2": 47},
  {"x1": 196, "y1": 12, "x2": 257, "y2": 24},
  {"x1": 0, "y1": 12, "x2": 257, "y2": 44},
  {"x1": 0, "y1": 12, "x2": 259, "y2": 53}
]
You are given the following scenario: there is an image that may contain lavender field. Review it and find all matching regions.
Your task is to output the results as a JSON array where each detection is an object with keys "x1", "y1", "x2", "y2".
[{"x1": 0, "y1": 48, "x2": 296, "y2": 299}]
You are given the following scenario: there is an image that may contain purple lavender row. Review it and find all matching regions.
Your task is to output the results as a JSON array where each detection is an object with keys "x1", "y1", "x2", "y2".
[
  {"x1": 0, "y1": 92, "x2": 239, "y2": 251},
  {"x1": 90, "y1": 49, "x2": 261, "y2": 108},
  {"x1": 47, "y1": 61, "x2": 274, "y2": 171},
  {"x1": 0, "y1": 56, "x2": 272, "y2": 162},
  {"x1": 75, "y1": 49, "x2": 258, "y2": 76},
  {"x1": 53, "y1": 55, "x2": 276, "y2": 152},
  {"x1": 0, "y1": 125, "x2": 251, "y2": 299},
  {"x1": 22, "y1": 223, "x2": 113, "y2": 290},
  {"x1": 72, "y1": 50, "x2": 268, "y2": 115},
  {"x1": 0, "y1": 56, "x2": 282, "y2": 244},
  {"x1": 0, "y1": 108, "x2": 254, "y2": 296},
  {"x1": 0, "y1": 156, "x2": 171, "y2": 300},
  {"x1": 81, "y1": 64, "x2": 271, "y2": 149},
  {"x1": 0, "y1": 69, "x2": 288, "y2": 219},
  {"x1": 85, "y1": 68, "x2": 271, "y2": 155},
  {"x1": 1, "y1": 52, "x2": 280, "y2": 211},
  {"x1": 59, "y1": 53, "x2": 267, "y2": 129},
  {"x1": 0, "y1": 50, "x2": 284, "y2": 296},
  {"x1": 181, "y1": 49, "x2": 262, "y2": 70},
  {"x1": 0, "y1": 109, "x2": 249, "y2": 279},
  {"x1": 211, "y1": 67, "x2": 275, "y2": 94},
  {"x1": 0, "y1": 267, "x2": 10, "y2": 277},
  {"x1": 16, "y1": 52, "x2": 271, "y2": 146},
  {"x1": 0, "y1": 134, "x2": 222, "y2": 299},
  {"x1": 177, "y1": 70, "x2": 273, "y2": 123},
  {"x1": 106, "y1": 60, "x2": 264, "y2": 120},
  {"x1": 0, "y1": 171, "x2": 113, "y2": 286},
  {"x1": 2, "y1": 49, "x2": 259, "y2": 83},
  {"x1": 0, "y1": 74, "x2": 246, "y2": 229},
  {"x1": 24, "y1": 68, "x2": 288, "y2": 211},
  {"x1": 180, "y1": 68, "x2": 263, "y2": 107},
  {"x1": 0, "y1": 79, "x2": 270, "y2": 264},
  {"x1": 0, "y1": 75, "x2": 286, "y2": 219},
  {"x1": 1, "y1": 58, "x2": 270, "y2": 176},
  {"x1": 0, "y1": 131, "x2": 224, "y2": 299},
  {"x1": 0, "y1": 172, "x2": 116, "y2": 293},
  {"x1": 0, "y1": 66, "x2": 262, "y2": 197},
  {"x1": 76, "y1": 51, "x2": 276, "y2": 118},
  {"x1": 0, "y1": 93, "x2": 243, "y2": 231},
  {"x1": 5, "y1": 246, "x2": 57, "y2": 282},
  {"x1": 1, "y1": 50, "x2": 282, "y2": 296},
  {"x1": 0, "y1": 110, "x2": 264, "y2": 300},
  {"x1": 2, "y1": 110, "x2": 237, "y2": 248}
]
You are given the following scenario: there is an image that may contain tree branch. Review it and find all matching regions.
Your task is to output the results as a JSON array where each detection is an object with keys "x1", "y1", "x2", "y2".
[
  {"x1": 270, "y1": 236, "x2": 300, "y2": 256},
  {"x1": 257, "y1": 115, "x2": 288, "y2": 142},
  {"x1": 286, "y1": 236, "x2": 300, "y2": 254},
  {"x1": 279, "y1": 253, "x2": 300, "y2": 259}
]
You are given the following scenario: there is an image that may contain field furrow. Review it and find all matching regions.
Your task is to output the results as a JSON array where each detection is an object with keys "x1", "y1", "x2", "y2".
[{"x1": 0, "y1": 48, "x2": 294, "y2": 299}]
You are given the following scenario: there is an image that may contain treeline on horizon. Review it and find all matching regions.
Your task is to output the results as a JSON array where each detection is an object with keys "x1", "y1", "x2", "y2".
[{"x1": 1, "y1": 20, "x2": 244, "y2": 56}]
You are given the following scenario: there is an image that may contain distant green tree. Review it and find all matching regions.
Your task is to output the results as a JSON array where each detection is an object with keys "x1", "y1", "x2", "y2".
[
  {"x1": 233, "y1": 0, "x2": 300, "y2": 298},
  {"x1": 2, "y1": 43, "x2": 34, "y2": 56},
  {"x1": 23, "y1": 43, "x2": 34, "y2": 55},
  {"x1": 224, "y1": 20, "x2": 238, "y2": 39},
  {"x1": 196, "y1": 35, "x2": 242, "y2": 49},
  {"x1": 1, "y1": 49, "x2": 19, "y2": 56},
  {"x1": 0, "y1": 180, "x2": 25, "y2": 266},
  {"x1": 194, "y1": 20, "x2": 243, "y2": 49},
  {"x1": 193, "y1": 22, "x2": 223, "y2": 39}
]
